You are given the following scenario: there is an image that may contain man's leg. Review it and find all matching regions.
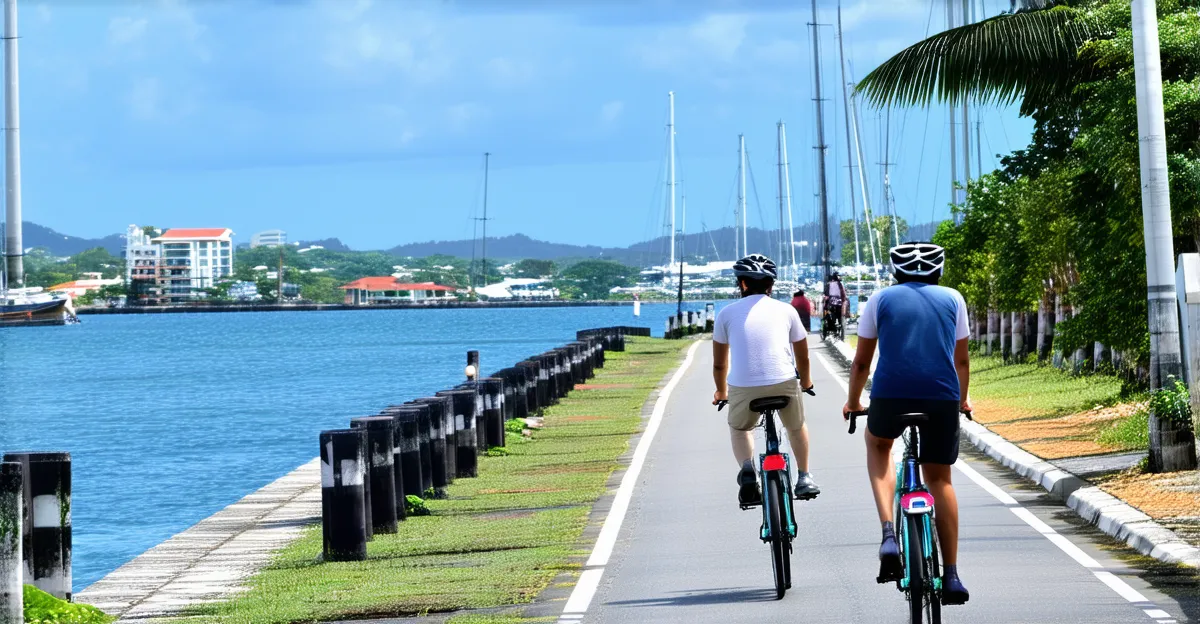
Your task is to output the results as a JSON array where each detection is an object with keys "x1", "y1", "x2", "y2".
[
  {"x1": 865, "y1": 431, "x2": 895, "y2": 524},
  {"x1": 730, "y1": 427, "x2": 754, "y2": 465},
  {"x1": 785, "y1": 424, "x2": 809, "y2": 472}
]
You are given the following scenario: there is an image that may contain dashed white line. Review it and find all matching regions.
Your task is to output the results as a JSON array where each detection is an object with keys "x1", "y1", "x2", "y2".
[
  {"x1": 557, "y1": 339, "x2": 702, "y2": 623},
  {"x1": 814, "y1": 346, "x2": 1175, "y2": 622}
]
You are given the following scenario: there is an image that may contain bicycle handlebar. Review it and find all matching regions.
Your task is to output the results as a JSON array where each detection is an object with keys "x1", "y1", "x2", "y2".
[
  {"x1": 712, "y1": 385, "x2": 815, "y2": 412},
  {"x1": 845, "y1": 409, "x2": 974, "y2": 434}
]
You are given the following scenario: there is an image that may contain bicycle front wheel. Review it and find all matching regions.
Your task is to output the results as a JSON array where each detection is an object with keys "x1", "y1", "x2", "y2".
[
  {"x1": 906, "y1": 514, "x2": 940, "y2": 624},
  {"x1": 766, "y1": 472, "x2": 790, "y2": 600}
]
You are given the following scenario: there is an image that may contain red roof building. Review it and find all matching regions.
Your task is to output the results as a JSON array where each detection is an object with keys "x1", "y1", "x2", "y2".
[
  {"x1": 340, "y1": 277, "x2": 457, "y2": 305},
  {"x1": 155, "y1": 228, "x2": 232, "y2": 240}
]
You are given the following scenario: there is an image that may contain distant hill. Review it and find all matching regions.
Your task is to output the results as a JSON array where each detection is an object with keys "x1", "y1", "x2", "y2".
[
  {"x1": 297, "y1": 238, "x2": 351, "y2": 252},
  {"x1": 0, "y1": 221, "x2": 124, "y2": 256},
  {"x1": 388, "y1": 233, "x2": 623, "y2": 262}
]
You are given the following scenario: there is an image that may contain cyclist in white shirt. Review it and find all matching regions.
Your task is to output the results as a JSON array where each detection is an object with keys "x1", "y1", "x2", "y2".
[{"x1": 712, "y1": 254, "x2": 819, "y2": 505}]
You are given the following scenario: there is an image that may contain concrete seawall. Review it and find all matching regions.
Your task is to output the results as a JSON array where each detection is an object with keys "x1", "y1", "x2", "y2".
[{"x1": 78, "y1": 300, "x2": 642, "y2": 315}]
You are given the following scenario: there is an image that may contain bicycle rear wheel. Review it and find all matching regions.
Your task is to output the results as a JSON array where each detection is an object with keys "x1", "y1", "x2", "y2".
[
  {"x1": 766, "y1": 472, "x2": 790, "y2": 600},
  {"x1": 927, "y1": 518, "x2": 942, "y2": 624},
  {"x1": 906, "y1": 514, "x2": 926, "y2": 624}
]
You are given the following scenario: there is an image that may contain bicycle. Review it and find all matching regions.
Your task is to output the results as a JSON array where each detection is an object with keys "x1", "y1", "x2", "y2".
[
  {"x1": 821, "y1": 299, "x2": 845, "y2": 341},
  {"x1": 846, "y1": 409, "x2": 972, "y2": 624},
  {"x1": 717, "y1": 387, "x2": 816, "y2": 599}
]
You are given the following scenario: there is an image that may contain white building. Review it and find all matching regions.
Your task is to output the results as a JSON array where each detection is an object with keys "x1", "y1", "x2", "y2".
[
  {"x1": 125, "y1": 224, "x2": 163, "y2": 303},
  {"x1": 250, "y1": 229, "x2": 287, "y2": 248},
  {"x1": 151, "y1": 228, "x2": 235, "y2": 303}
]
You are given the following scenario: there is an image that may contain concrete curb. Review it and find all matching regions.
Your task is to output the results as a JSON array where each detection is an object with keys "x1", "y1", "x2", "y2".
[{"x1": 827, "y1": 337, "x2": 1200, "y2": 570}]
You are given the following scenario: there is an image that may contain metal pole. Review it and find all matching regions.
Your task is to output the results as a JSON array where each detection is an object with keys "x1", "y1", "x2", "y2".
[
  {"x1": 837, "y1": 3, "x2": 861, "y2": 269},
  {"x1": 3, "y1": 0, "x2": 22, "y2": 287},
  {"x1": 1132, "y1": 0, "x2": 1195, "y2": 471},
  {"x1": 481, "y1": 152, "x2": 489, "y2": 287},
  {"x1": 947, "y1": 0, "x2": 958, "y2": 221},
  {"x1": 668, "y1": 92, "x2": 676, "y2": 270},
  {"x1": 781, "y1": 123, "x2": 797, "y2": 277},
  {"x1": 849, "y1": 89, "x2": 879, "y2": 272},
  {"x1": 961, "y1": 0, "x2": 971, "y2": 201},
  {"x1": 739, "y1": 134, "x2": 747, "y2": 256},
  {"x1": 810, "y1": 0, "x2": 831, "y2": 281}
]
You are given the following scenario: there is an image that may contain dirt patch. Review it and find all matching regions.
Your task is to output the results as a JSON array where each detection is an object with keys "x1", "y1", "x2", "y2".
[
  {"x1": 984, "y1": 402, "x2": 1144, "y2": 459},
  {"x1": 1102, "y1": 471, "x2": 1200, "y2": 519},
  {"x1": 574, "y1": 384, "x2": 634, "y2": 390},
  {"x1": 972, "y1": 398, "x2": 1039, "y2": 424}
]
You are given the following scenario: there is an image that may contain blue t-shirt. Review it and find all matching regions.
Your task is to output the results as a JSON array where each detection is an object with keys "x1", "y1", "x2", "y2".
[{"x1": 856, "y1": 283, "x2": 970, "y2": 401}]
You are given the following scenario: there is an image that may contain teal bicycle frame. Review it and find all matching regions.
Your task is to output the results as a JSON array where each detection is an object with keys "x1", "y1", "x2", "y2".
[
  {"x1": 895, "y1": 440, "x2": 940, "y2": 593},
  {"x1": 758, "y1": 408, "x2": 798, "y2": 540}
]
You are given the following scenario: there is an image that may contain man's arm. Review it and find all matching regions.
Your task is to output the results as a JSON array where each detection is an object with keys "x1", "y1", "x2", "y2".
[
  {"x1": 792, "y1": 339, "x2": 813, "y2": 389},
  {"x1": 846, "y1": 338, "x2": 877, "y2": 411},
  {"x1": 713, "y1": 340, "x2": 730, "y2": 403},
  {"x1": 955, "y1": 338, "x2": 971, "y2": 410}
]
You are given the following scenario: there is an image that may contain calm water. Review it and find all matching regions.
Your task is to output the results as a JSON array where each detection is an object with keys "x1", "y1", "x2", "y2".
[{"x1": 0, "y1": 303, "x2": 719, "y2": 590}]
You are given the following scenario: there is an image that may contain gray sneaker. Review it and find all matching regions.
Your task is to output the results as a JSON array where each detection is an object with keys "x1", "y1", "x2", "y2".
[{"x1": 794, "y1": 471, "x2": 820, "y2": 500}]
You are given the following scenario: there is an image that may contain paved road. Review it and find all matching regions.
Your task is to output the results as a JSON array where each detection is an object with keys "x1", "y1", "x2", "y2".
[{"x1": 580, "y1": 339, "x2": 1191, "y2": 624}]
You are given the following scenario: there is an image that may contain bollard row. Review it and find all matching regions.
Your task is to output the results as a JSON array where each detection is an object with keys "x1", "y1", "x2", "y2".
[
  {"x1": 319, "y1": 326, "x2": 635, "y2": 562},
  {"x1": 664, "y1": 304, "x2": 716, "y2": 339}
]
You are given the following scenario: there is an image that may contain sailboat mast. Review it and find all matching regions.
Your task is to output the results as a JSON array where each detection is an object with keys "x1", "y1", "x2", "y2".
[
  {"x1": 809, "y1": 0, "x2": 832, "y2": 280},
  {"x1": 884, "y1": 108, "x2": 900, "y2": 247},
  {"x1": 776, "y1": 122, "x2": 785, "y2": 273},
  {"x1": 4, "y1": 0, "x2": 23, "y2": 287},
  {"x1": 849, "y1": 84, "x2": 880, "y2": 272},
  {"x1": 739, "y1": 134, "x2": 747, "y2": 258},
  {"x1": 480, "y1": 152, "x2": 489, "y2": 287},
  {"x1": 837, "y1": 3, "x2": 861, "y2": 269},
  {"x1": 780, "y1": 123, "x2": 797, "y2": 277},
  {"x1": 668, "y1": 91, "x2": 676, "y2": 271}
]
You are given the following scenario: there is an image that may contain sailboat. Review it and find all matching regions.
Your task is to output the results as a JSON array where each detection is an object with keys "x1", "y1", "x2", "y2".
[{"x1": 0, "y1": 0, "x2": 74, "y2": 327}]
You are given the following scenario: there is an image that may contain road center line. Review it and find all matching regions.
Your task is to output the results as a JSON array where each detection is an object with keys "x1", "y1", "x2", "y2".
[
  {"x1": 557, "y1": 339, "x2": 702, "y2": 623},
  {"x1": 813, "y1": 345, "x2": 1175, "y2": 623}
]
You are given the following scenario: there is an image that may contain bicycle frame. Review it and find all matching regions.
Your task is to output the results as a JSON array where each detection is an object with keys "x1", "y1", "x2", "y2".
[
  {"x1": 895, "y1": 425, "x2": 940, "y2": 592},
  {"x1": 758, "y1": 410, "x2": 797, "y2": 540}
]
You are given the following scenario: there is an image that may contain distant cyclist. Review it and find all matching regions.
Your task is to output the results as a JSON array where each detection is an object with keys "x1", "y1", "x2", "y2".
[
  {"x1": 712, "y1": 254, "x2": 819, "y2": 505},
  {"x1": 841, "y1": 242, "x2": 971, "y2": 605}
]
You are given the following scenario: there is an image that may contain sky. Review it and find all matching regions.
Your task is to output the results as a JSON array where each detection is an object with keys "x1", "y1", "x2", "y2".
[{"x1": 13, "y1": 0, "x2": 1033, "y2": 252}]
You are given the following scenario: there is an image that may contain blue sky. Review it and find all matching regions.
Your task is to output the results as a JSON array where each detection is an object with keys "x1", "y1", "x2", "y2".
[{"x1": 15, "y1": 0, "x2": 1032, "y2": 251}]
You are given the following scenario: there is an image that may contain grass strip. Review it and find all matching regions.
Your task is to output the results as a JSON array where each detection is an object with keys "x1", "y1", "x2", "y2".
[
  {"x1": 183, "y1": 337, "x2": 686, "y2": 624},
  {"x1": 970, "y1": 355, "x2": 1126, "y2": 418}
]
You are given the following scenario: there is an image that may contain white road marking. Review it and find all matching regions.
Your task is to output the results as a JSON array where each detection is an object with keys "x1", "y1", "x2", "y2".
[
  {"x1": 557, "y1": 340, "x2": 702, "y2": 623},
  {"x1": 813, "y1": 348, "x2": 1174, "y2": 621}
]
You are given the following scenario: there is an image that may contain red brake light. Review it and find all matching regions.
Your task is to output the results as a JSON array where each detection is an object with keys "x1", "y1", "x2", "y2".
[{"x1": 762, "y1": 454, "x2": 787, "y2": 471}]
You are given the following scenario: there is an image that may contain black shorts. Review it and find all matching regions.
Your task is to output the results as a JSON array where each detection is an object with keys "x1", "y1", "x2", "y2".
[{"x1": 867, "y1": 398, "x2": 961, "y2": 465}]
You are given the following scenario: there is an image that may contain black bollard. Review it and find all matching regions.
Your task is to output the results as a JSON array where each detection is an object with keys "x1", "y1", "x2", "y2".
[
  {"x1": 384, "y1": 410, "x2": 423, "y2": 504},
  {"x1": 466, "y1": 350, "x2": 480, "y2": 380},
  {"x1": 320, "y1": 429, "x2": 368, "y2": 562},
  {"x1": 410, "y1": 403, "x2": 434, "y2": 494},
  {"x1": 480, "y1": 378, "x2": 505, "y2": 448},
  {"x1": 349, "y1": 417, "x2": 399, "y2": 534},
  {"x1": 555, "y1": 349, "x2": 574, "y2": 395},
  {"x1": 499, "y1": 367, "x2": 528, "y2": 421},
  {"x1": 1, "y1": 462, "x2": 21, "y2": 624},
  {"x1": 497, "y1": 370, "x2": 516, "y2": 421},
  {"x1": 3, "y1": 452, "x2": 71, "y2": 600},
  {"x1": 438, "y1": 389, "x2": 478, "y2": 478},
  {"x1": 516, "y1": 360, "x2": 541, "y2": 415},
  {"x1": 535, "y1": 354, "x2": 555, "y2": 404},
  {"x1": 409, "y1": 398, "x2": 451, "y2": 496},
  {"x1": 460, "y1": 382, "x2": 487, "y2": 452}
]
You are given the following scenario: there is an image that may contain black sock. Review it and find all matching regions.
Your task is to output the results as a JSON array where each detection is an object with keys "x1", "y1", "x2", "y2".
[
  {"x1": 882, "y1": 521, "x2": 895, "y2": 539},
  {"x1": 944, "y1": 564, "x2": 957, "y2": 577}
]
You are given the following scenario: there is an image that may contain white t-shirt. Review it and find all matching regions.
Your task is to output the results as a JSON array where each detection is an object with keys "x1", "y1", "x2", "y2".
[{"x1": 713, "y1": 295, "x2": 808, "y2": 387}]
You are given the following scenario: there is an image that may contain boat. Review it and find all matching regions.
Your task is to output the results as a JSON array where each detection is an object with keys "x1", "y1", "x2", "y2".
[{"x1": 0, "y1": 0, "x2": 75, "y2": 327}]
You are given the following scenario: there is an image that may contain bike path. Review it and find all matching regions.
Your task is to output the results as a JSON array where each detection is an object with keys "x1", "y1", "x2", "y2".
[{"x1": 582, "y1": 340, "x2": 1187, "y2": 623}]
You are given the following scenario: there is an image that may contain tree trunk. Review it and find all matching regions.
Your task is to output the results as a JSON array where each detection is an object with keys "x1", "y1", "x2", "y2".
[
  {"x1": 1025, "y1": 312, "x2": 1038, "y2": 360},
  {"x1": 1012, "y1": 312, "x2": 1025, "y2": 361},
  {"x1": 1038, "y1": 294, "x2": 1054, "y2": 362},
  {"x1": 1052, "y1": 297, "x2": 1067, "y2": 369},
  {"x1": 972, "y1": 309, "x2": 982, "y2": 345},
  {"x1": 1094, "y1": 342, "x2": 1110, "y2": 372},
  {"x1": 999, "y1": 313, "x2": 1010, "y2": 361},
  {"x1": 986, "y1": 309, "x2": 997, "y2": 356}
]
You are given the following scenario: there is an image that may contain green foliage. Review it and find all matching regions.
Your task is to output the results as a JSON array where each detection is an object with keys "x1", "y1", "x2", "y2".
[
  {"x1": 23, "y1": 584, "x2": 115, "y2": 624},
  {"x1": 1149, "y1": 376, "x2": 1192, "y2": 426},
  {"x1": 512, "y1": 258, "x2": 556, "y2": 278},
  {"x1": 23, "y1": 247, "x2": 125, "y2": 289},
  {"x1": 1096, "y1": 407, "x2": 1150, "y2": 450},
  {"x1": 505, "y1": 419, "x2": 527, "y2": 434},
  {"x1": 839, "y1": 215, "x2": 908, "y2": 265},
  {"x1": 554, "y1": 260, "x2": 636, "y2": 300},
  {"x1": 405, "y1": 494, "x2": 431, "y2": 517},
  {"x1": 485, "y1": 446, "x2": 511, "y2": 457}
]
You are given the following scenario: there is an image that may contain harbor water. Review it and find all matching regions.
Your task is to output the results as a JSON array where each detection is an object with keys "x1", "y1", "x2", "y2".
[{"x1": 0, "y1": 303, "x2": 720, "y2": 590}]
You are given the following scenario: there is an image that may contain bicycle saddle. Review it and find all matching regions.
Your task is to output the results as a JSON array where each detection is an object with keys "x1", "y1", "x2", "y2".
[
  {"x1": 896, "y1": 412, "x2": 930, "y2": 427},
  {"x1": 749, "y1": 396, "x2": 790, "y2": 413}
]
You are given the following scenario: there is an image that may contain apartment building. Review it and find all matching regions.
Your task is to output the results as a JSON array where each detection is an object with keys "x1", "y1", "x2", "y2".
[
  {"x1": 125, "y1": 224, "x2": 163, "y2": 303},
  {"x1": 250, "y1": 229, "x2": 287, "y2": 248},
  {"x1": 152, "y1": 228, "x2": 234, "y2": 303}
]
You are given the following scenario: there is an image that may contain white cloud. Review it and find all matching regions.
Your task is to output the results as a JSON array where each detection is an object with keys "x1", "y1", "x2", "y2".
[
  {"x1": 109, "y1": 17, "x2": 149, "y2": 45},
  {"x1": 446, "y1": 102, "x2": 488, "y2": 131},
  {"x1": 633, "y1": 13, "x2": 751, "y2": 70},
  {"x1": 600, "y1": 100, "x2": 624, "y2": 123},
  {"x1": 127, "y1": 78, "x2": 162, "y2": 120}
]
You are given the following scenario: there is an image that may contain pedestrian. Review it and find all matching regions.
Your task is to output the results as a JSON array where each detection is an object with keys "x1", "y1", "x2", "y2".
[{"x1": 790, "y1": 290, "x2": 813, "y2": 332}]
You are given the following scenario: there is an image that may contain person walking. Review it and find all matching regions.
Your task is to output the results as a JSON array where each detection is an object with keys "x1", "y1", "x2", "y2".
[{"x1": 790, "y1": 290, "x2": 813, "y2": 332}]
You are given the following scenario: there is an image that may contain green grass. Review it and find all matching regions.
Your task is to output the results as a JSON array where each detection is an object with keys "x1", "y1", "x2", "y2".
[
  {"x1": 1097, "y1": 408, "x2": 1151, "y2": 450},
  {"x1": 183, "y1": 337, "x2": 685, "y2": 624},
  {"x1": 970, "y1": 355, "x2": 1127, "y2": 416},
  {"x1": 24, "y1": 585, "x2": 115, "y2": 624}
]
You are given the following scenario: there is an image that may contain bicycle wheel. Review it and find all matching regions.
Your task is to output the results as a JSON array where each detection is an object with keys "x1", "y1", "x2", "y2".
[
  {"x1": 906, "y1": 514, "x2": 926, "y2": 624},
  {"x1": 766, "y1": 472, "x2": 789, "y2": 600},
  {"x1": 927, "y1": 518, "x2": 942, "y2": 624}
]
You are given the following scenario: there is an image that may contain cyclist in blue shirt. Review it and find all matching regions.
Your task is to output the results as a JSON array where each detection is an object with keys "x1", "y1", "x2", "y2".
[{"x1": 841, "y1": 242, "x2": 971, "y2": 605}]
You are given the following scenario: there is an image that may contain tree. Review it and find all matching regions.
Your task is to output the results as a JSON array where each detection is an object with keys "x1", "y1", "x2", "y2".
[
  {"x1": 554, "y1": 260, "x2": 636, "y2": 300},
  {"x1": 513, "y1": 259, "x2": 556, "y2": 278},
  {"x1": 839, "y1": 216, "x2": 908, "y2": 265}
]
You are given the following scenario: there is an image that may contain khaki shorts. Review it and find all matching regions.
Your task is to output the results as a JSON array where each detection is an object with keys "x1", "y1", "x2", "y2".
[{"x1": 727, "y1": 379, "x2": 806, "y2": 431}]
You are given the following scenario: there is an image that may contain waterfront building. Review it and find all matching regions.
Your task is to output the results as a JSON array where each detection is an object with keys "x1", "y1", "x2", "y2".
[
  {"x1": 340, "y1": 277, "x2": 457, "y2": 305},
  {"x1": 125, "y1": 224, "x2": 163, "y2": 304},
  {"x1": 151, "y1": 228, "x2": 235, "y2": 303},
  {"x1": 250, "y1": 229, "x2": 287, "y2": 248},
  {"x1": 229, "y1": 281, "x2": 260, "y2": 301},
  {"x1": 49, "y1": 277, "x2": 123, "y2": 299},
  {"x1": 476, "y1": 278, "x2": 558, "y2": 300}
]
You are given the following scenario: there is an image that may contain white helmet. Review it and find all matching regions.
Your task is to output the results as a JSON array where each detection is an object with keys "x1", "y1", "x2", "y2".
[
  {"x1": 890, "y1": 242, "x2": 945, "y2": 278},
  {"x1": 732, "y1": 254, "x2": 778, "y2": 280}
]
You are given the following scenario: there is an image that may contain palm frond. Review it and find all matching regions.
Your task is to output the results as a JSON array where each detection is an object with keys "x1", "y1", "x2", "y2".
[{"x1": 855, "y1": 6, "x2": 1107, "y2": 114}]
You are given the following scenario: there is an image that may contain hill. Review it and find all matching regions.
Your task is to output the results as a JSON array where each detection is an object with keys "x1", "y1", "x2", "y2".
[{"x1": 1, "y1": 222, "x2": 125, "y2": 256}]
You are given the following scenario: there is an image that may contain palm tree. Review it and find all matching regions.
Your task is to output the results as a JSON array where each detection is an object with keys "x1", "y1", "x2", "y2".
[{"x1": 855, "y1": 2, "x2": 1108, "y2": 115}]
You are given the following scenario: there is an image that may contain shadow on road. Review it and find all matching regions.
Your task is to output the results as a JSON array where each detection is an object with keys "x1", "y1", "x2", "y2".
[{"x1": 606, "y1": 586, "x2": 779, "y2": 607}]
